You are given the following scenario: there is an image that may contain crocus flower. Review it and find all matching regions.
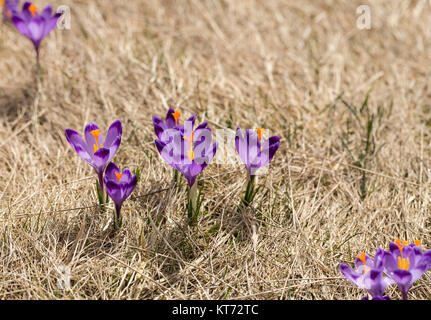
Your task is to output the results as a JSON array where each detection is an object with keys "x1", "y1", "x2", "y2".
[
  {"x1": 155, "y1": 115, "x2": 217, "y2": 188},
  {"x1": 235, "y1": 127, "x2": 280, "y2": 179},
  {"x1": 382, "y1": 239, "x2": 431, "y2": 300},
  {"x1": 339, "y1": 249, "x2": 394, "y2": 299},
  {"x1": 65, "y1": 120, "x2": 122, "y2": 194},
  {"x1": 152, "y1": 107, "x2": 182, "y2": 140},
  {"x1": 11, "y1": 2, "x2": 61, "y2": 61},
  {"x1": 104, "y1": 162, "x2": 137, "y2": 226},
  {"x1": 1, "y1": 0, "x2": 19, "y2": 21}
]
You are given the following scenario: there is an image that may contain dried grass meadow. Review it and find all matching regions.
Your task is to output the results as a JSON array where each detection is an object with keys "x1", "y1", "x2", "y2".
[{"x1": 1, "y1": 0, "x2": 431, "y2": 299}]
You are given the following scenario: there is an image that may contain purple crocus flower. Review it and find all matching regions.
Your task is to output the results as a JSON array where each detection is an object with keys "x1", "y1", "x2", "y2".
[
  {"x1": 339, "y1": 249, "x2": 394, "y2": 299},
  {"x1": 11, "y1": 2, "x2": 61, "y2": 62},
  {"x1": 382, "y1": 239, "x2": 431, "y2": 300},
  {"x1": 1, "y1": 0, "x2": 19, "y2": 21},
  {"x1": 104, "y1": 162, "x2": 137, "y2": 226},
  {"x1": 155, "y1": 115, "x2": 217, "y2": 188},
  {"x1": 235, "y1": 127, "x2": 280, "y2": 179},
  {"x1": 65, "y1": 120, "x2": 122, "y2": 194},
  {"x1": 152, "y1": 108, "x2": 182, "y2": 140}
]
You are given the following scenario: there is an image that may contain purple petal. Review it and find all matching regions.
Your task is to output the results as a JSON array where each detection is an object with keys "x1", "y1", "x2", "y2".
[
  {"x1": 92, "y1": 148, "x2": 110, "y2": 173},
  {"x1": 104, "y1": 120, "x2": 122, "y2": 147},
  {"x1": 40, "y1": 5, "x2": 52, "y2": 19},
  {"x1": 65, "y1": 129, "x2": 92, "y2": 163},
  {"x1": 84, "y1": 123, "x2": 102, "y2": 155},
  {"x1": 391, "y1": 270, "x2": 413, "y2": 295},
  {"x1": 152, "y1": 116, "x2": 166, "y2": 140},
  {"x1": 104, "y1": 162, "x2": 120, "y2": 183},
  {"x1": 339, "y1": 264, "x2": 361, "y2": 287},
  {"x1": 105, "y1": 181, "x2": 122, "y2": 205}
]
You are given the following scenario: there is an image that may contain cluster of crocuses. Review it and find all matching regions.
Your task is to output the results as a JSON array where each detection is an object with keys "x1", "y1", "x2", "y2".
[
  {"x1": 64, "y1": 109, "x2": 281, "y2": 228},
  {"x1": 340, "y1": 239, "x2": 431, "y2": 300},
  {"x1": 1, "y1": 1, "x2": 62, "y2": 70},
  {"x1": 153, "y1": 108, "x2": 280, "y2": 223},
  {"x1": 65, "y1": 121, "x2": 137, "y2": 228}
]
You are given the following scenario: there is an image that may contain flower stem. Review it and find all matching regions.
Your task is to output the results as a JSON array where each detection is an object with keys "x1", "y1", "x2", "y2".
[
  {"x1": 402, "y1": 290, "x2": 408, "y2": 300},
  {"x1": 98, "y1": 171, "x2": 104, "y2": 195},
  {"x1": 190, "y1": 182, "x2": 198, "y2": 212},
  {"x1": 114, "y1": 203, "x2": 122, "y2": 230}
]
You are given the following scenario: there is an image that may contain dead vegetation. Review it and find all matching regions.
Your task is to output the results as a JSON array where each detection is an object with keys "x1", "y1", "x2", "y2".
[{"x1": 1, "y1": 0, "x2": 431, "y2": 299}]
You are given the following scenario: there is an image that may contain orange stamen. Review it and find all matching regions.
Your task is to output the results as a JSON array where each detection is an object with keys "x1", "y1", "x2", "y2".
[
  {"x1": 183, "y1": 131, "x2": 195, "y2": 161},
  {"x1": 395, "y1": 239, "x2": 409, "y2": 256},
  {"x1": 115, "y1": 172, "x2": 123, "y2": 183},
  {"x1": 356, "y1": 252, "x2": 367, "y2": 266},
  {"x1": 91, "y1": 129, "x2": 103, "y2": 153},
  {"x1": 29, "y1": 4, "x2": 38, "y2": 16},
  {"x1": 257, "y1": 128, "x2": 265, "y2": 151},
  {"x1": 398, "y1": 257, "x2": 410, "y2": 270},
  {"x1": 172, "y1": 110, "x2": 181, "y2": 126},
  {"x1": 414, "y1": 240, "x2": 422, "y2": 247},
  {"x1": 0, "y1": 0, "x2": 5, "y2": 8}
]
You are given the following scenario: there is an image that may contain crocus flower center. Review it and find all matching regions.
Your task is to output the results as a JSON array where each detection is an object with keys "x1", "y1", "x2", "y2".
[
  {"x1": 91, "y1": 129, "x2": 103, "y2": 153},
  {"x1": 183, "y1": 131, "x2": 195, "y2": 161},
  {"x1": 356, "y1": 252, "x2": 370, "y2": 274},
  {"x1": 257, "y1": 128, "x2": 265, "y2": 151},
  {"x1": 29, "y1": 4, "x2": 38, "y2": 16},
  {"x1": 115, "y1": 171, "x2": 123, "y2": 183},
  {"x1": 398, "y1": 257, "x2": 410, "y2": 270},
  {"x1": 395, "y1": 239, "x2": 409, "y2": 256},
  {"x1": 172, "y1": 110, "x2": 181, "y2": 126}
]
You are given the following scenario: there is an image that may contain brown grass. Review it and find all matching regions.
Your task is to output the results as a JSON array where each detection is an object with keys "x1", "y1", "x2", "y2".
[{"x1": 1, "y1": 0, "x2": 431, "y2": 299}]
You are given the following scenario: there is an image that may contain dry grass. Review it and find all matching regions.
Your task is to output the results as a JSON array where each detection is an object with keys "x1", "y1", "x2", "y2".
[{"x1": 1, "y1": 0, "x2": 431, "y2": 300}]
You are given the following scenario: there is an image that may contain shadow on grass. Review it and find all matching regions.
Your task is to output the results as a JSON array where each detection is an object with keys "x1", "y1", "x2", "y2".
[{"x1": 0, "y1": 80, "x2": 38, "y2": 122}]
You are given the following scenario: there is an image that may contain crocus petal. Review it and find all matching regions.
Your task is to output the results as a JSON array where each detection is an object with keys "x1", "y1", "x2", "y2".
[
  {"x1": 12, "y1": 15, "x2": 30, "y2": 37},
  {"x1": 123, "y1": 174, "x2": 137, "y2": 201},
  {"x1": 92, "y1": 148, "x2": 110, "y2": 173},
  {"x1": 105, "y1": 181, "x2": 122, "y2": 205},
  {"x1": 365, "y1": 269, "x2": 387, "y2": 297},
  {"x1": 84, "y1": 123, "x2": 103, "y2": 155},
  {"x1": 152, "y1": 116, "x2": 166, "y2": 140},
  {"x1": 40, "y1": 5, "x2": 52, "y2": 18},
  {"x1": 391, "y1": 270, "x2": 413, "y2": 295},
  {"x1": 104, "y1": 162, "x2": 120, "y2": 182},
  {"x1": 165, "y1": 107, "x2": 176, "y2": 128},
  {"x1": 104, "y1": 120, "x2": 122, "y2": 147},
  {"x1": 373, "y1": 248, "x2": 386, "y2": 269},
  {"x1": 339, "y1": 264, "x2": 361, "y2": 288},
  {"x1": 42, "y1": 15, "x2": 60, "y2": 38},
  {"x1": 27, "y1": 17, "x2": 44, "y2": 46},
  {"x1": 65, "y1": 129, "x2": 92, "y2": 163},
  {"x1": 383, "y1": 251, "x2": 399, "y2": 273}
]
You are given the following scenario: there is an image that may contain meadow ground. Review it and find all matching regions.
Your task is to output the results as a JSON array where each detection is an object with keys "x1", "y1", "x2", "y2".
[{"x1": 1, "y1": 0, "x2": 431, "y2": 300}]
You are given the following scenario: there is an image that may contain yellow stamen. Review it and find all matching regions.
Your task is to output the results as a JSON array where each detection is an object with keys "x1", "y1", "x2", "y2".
[
  {"x1": 115, "y1": 172, "x2": 123, "y2": 183},
  {"x1": 183, "y1": 131, "x2": 195, "y2": 161},
  {"x1": 398, "y1": 257, "x2": 410, "y2": 270},
  {"x1": 91, "y1": 129, "x2": 103, "y2": 153},
  {"x1": 356, "y1": 252, "x2": 370, "y2": 274},
  {"x1": 414, "y1": 240, "x2": 422, "y2": 247},
  {"x1": 356, "y1": 252, "x2": 367, "y2": 266},
  {"x1": 257, "y1": 128, "x2": 265, "y2": 151},
  {"x1": 395, "y1": 239, "x2": 409, "y2": 256},
  {"x1": 0, "y1": 0, "x2": 5, "y2": 8},
  {"x1": 29, "y1": 4, "x2": 38, "y2": 16},
  {"x1": 172, "y1": 110, "x2": 181, "y2": 126}
]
